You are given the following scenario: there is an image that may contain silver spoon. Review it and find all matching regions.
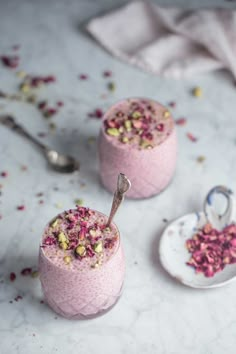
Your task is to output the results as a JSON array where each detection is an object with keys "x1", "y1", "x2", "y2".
[
  {"x1": 0, "y1": 115, "x2": 80, "y2": 173},
  {"x1": 107, "y1": 173, "x2": 131, "y2": 226}
]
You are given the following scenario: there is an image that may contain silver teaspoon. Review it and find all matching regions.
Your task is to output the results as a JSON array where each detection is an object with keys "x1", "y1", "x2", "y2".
[
  {"x1": 0, "y1": 115, "x2": 79, "y2": 173},
  {"x1": 107, "y1": 173, "x2": 131, "y2": 227}
]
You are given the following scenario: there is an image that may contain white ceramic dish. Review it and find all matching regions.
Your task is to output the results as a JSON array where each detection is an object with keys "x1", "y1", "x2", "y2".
[{"x1": 159, "y1": 186, "x2": 236, "y2": 288}]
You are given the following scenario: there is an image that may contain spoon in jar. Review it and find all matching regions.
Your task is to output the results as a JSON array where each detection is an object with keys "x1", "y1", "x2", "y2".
[
  {"x1": 107, "y1": 173, "x2": 131, "y2": 226},
  {"x1": 0, "y1": 115, "x2": 80, "y2": 173}
]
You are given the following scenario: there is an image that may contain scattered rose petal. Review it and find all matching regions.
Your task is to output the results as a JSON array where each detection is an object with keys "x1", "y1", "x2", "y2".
[
  {"x1": 21, "y1": 268, "x2": 32, "y2": 276},
  {"x1": 168, "y1": 101, "x2": 176, "y2": 108},
  {"x1": 186, "y1": 132, "x2": 198, "y2": 142},
  {"x1": 103, "y1": 70, "x2": 112, "y2": 77},
  {"x1": 17, "y1": 205, "x2": 25, "y2": 211},
  {"x1": 1, "y1": 171, "x2": 8, "y2": 177},
  {"x1": 1, "y1": 55, "x2": 19, "y2": 69},
  {"x1": 79, "y1": 74, "x2": 88, "y2": 80},
  {"x1": 57, "y1": 101, "x2": 64, "y2": 107},
  {"x1": 175, "y1": 118, "x2": 187, "y2": 126},
  {"x1": 10, "y1": 272, "x2": 16, "y2": 282}
]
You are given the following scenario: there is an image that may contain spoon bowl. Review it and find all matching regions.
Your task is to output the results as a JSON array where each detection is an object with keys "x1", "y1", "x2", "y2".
[{"x1": 46, "y1": 149, "x2": 80, "y2": 173}]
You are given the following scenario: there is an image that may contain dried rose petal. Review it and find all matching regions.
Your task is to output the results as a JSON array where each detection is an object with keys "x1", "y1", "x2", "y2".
[
  {"x1": 103, "y1": 70, "x2": 112, "y2": 77},
  {"x1": 21, "y1": 268, "x2": 32, "y2": 276},
  {"x1": 1, "y1": 55, "x2": 19, "y2": 68},
  {"x1": 186, "y1": 222, "x2": 236, "y2": 277},
  {"x1": 10, "y1": 272, "x2": 16, "y2": 282},
  {"x1": 175, "y1": 118, "x2": 187, "y2": 126},
  {"x1": 1, "y1": 171, "x2": 8, "y2": 177},
  {"x1": 17, "y1": 205, "x2": 25, "y2": 211},
  {"x1": 186, "y1": 132, "x2": 198, "y2": 142},
  {"x1": 79, "y1": 74, "x2": 88, "y2": 80}
]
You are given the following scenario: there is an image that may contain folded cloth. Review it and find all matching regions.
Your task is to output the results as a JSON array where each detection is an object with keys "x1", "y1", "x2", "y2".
[{"x1": 87, "y1": 1, "x2": 236, "y2": 79}]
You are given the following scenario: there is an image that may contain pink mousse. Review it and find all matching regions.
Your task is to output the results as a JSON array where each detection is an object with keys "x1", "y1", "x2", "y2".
[
  {"x1": 98, "y1": 98, "x2": 177, "y2": 199},
  {"x1": 39, "y1": 207, "x2": 125, "y2": 319}
]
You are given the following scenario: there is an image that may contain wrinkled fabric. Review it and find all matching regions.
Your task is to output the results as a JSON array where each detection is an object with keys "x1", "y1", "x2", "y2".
[{"x1": 87, "y1": 1, "x2": 236, "y2": 79}]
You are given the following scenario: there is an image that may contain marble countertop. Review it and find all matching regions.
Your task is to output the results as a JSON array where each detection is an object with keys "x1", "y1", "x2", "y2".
[{"x1": 1, "y1": 1, "x2": 236, "y2": 353}]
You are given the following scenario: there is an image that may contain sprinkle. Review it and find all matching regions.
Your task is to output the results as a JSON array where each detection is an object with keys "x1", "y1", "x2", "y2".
[
  {"x1": 79, "y1": 74, "x2": 88, "y2": 80},
  {"x1": 186, "y1": 132, "x2": 198, "y2": 142},
  {"x1": 38, "y1": 101, "x2": 47, "y2": 110},
  {"x1": 132, "y1": 111, "x2": 141, "y2": 119},
  {"x1": 57, "y1": 101, "x2": 64, "y2": 107},
  {"x1": 16, "y1": 71, "x2": 26, "y2": 78},
  {"x1": 197, "y1": 155, "x2": 206, "y2": 163},
  {"x1": 192, "y1": 87, "x2": 202, "y2": 97},
  {"x1": 163, "y1": 110, "x2": 170, "y2": 118},
  {"x1": 74, "y1": 198, "x2": 83, "y2": 206},
  {"x1": 55, "y1": 203, "x2": 63, "y2": 209},
  {"x1": 124, "y1": 120, "x2": 132, "y2": 130},
  {"x1": 10, "y1": 272, "x2": 16, "y2": 282},
  {"x1": 59, "y1": 242, "x2": 68, "y2": 250},
  {"x1": 58, "y1": 232, "x2": 67, "y2": 243},
  {"x1": 63, "y1": 256, "x2": 72, "y2": 264},
  {"x1": 107, "y1": 128, "x2": 120, "y2": 137},
  {"x1": 1, "y1": 171, "x2": 8, "y2": 177},
  {"x1": 93, "y1": 241, "x2": 103, "y2": 253},
  {"x1": 37, "y1": 132, "x2": 47, "y2": 138},
  {"x1": 31, "y1": 271, "x2": 39, "y2": 278},
  {"x1": 122, "y1": 137, "x2": 129, "y2": 143},
  {"x1": 157, "y1": 123, "x2": 164, "y2": 132},
  {"x1": 95, "y1": 109, "x2": 103, "y2": 119},
  {"x1": 103, "y1": 70, "x2": 112, "y2": 77},
  {"x1": 21, "y1": 268, "x2": 32, "y2": 276},
  {"x1": 1, "y1": 55, "x2": 19, "y2": 69},
  {"x1": 17, "y1": 205, "x2": 25, "y2": 211},
  {"x1": 20, "y1": 83, "x2": 30, "y2": 94},
  {"x1": 168, "y1": 101, "x2": 176, "y2": 108},
  {"x1": 175, "y1": 118, "x2": 187, "y2": 126},
  {"x1": 75, "y1": 245, "x2": 86, "y2": 257},
  {"x1": 107, "y1": 82, "x2": 116, "y2": 91},
  {"x1": 49, "y1": 122, "x2": 57, "y2": 131},
  {"x1": 88, "y1": 136, "x2": 95, "y2": 144}
]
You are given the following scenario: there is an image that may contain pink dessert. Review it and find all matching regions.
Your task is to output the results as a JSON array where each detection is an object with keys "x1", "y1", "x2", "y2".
[
  {"x1": 99, "y1": 98, "x2": 177, "y2": 198},
  {"x1": 39, "y1": 206, "x2": 125, "y2": 319}
]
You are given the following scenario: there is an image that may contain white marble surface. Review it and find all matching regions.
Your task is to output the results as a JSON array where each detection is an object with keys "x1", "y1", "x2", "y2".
[{"x1": 1, "y1": 1, "x2": 236, "y2": 353}]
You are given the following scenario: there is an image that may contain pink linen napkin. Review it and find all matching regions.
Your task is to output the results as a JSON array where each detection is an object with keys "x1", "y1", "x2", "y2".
[{"x1": 87, "y1": 1, "x2": 236, "y2": 79}]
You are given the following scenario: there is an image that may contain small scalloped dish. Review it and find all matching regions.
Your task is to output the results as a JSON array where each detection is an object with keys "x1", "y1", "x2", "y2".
[{"x1": 159, "y1": 186, "x2": 236, "y2": 288}]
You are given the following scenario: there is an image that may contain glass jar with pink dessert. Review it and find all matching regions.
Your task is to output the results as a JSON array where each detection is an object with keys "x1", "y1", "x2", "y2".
[
  {"x1": 98, "y1": 97, "x2": 177, "y2": 199},
  {"x1": 39, "y1": 174, "x2": 130, "y2": 319}
]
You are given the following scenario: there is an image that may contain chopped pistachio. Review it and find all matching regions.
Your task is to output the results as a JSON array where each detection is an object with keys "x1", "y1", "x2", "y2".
[
  {"x1": 94, "y1": 241, "x2": 103, "y2": 253},
  {"x1": 74, "y1": 198, "x2": 83, "y2": 206},
  {"x1": 197, "y1": 155, "x2": 206, "y2": 163},
  {"x1": 58, "y1": 232, "x2": 67, "y2": 243},
  {"x1": 63, "y1": 256, "x2": 72, "y2": 265},
  {"x1": 31, "y1": 271, "x2": 39, "y2": 278},
  {"x1": 163, "y1": 110, "x2": 170, "y2": 118},
  {"x1": 75, "y1": 245, "x2": 86, "y2": 256},
  {"x1": 192, "y1": 87, "x2": 202, "y2": 97},
  {"x1": 107, "y1": 128, "x2": 120, "y2": 137},
  {"x1": 132, "y1": 111, "x2": 141, "y2": 119},
  {"x1": 60, "y1": 242, "x2": 68, "y2": 250},
  {"x1": 16, "y1": 71, "x2": 27, "y2": 78},
  {"x1": 20, "y1": 83, "x2": 30, "y2": 94},
  {"x1": 122, "y1": 136, "x2": 129, "y2": 143},
  {"x1": 107, "y1": 82, "x2": 116, "y2": 91},
  {"x1": 51, "y1": 219, "x2": 58, "y2": 228},
  {"x1": 124, "y1": 120, "x2": 131, "y2": 130}
]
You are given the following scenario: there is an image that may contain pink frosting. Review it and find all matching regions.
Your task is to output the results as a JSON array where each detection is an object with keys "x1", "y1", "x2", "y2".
[{"x1": 99, "y1": 98, "x2": 177, "y2": 198}]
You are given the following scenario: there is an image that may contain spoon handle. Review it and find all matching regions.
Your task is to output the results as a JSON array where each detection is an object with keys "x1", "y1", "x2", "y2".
[
  {"x1": 107, "y1": 173, "x2": 131, "y2": 227},
  {"x1": 204, "y1": 185, "x2": 236, "y2": 230},
  {"x1": 0, "y1": 115, "x2": 48, "y2": 153}
]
